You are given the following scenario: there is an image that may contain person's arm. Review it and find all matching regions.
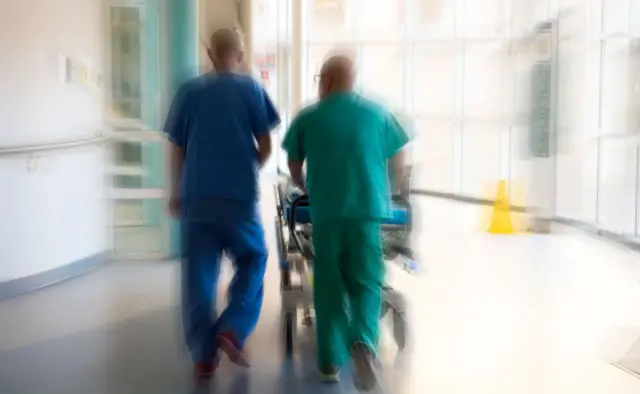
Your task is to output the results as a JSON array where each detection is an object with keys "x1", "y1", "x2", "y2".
[
  {"x1": 288, "y1": 161, "x2": 306, "y2": 193},
  {"x1": 384, "y1": 114, "x2": 411, "y2": 194},
  {"x1": 257, "y1": 134, "x2": 272, "y2": 168},
  {"x1": 169, "y1": 144, "x2": 184, "y2": 199},
  {"x1": 249, "y1": 81, "x2": 281, "y2": 168},
  {"x1": 163, "y1": 85, "x2": 191, "y2": 215},
  {"x1": 281, "y1": 112, "x2": 307, "y2": 192},
  {"x1": 390, "y1": 148, "x2": 406, "y2": 193}
]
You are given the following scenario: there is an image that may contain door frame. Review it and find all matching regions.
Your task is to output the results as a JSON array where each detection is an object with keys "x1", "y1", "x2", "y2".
[{"x1": 105, "y1": 0, "x2": 172, "y2": 260}]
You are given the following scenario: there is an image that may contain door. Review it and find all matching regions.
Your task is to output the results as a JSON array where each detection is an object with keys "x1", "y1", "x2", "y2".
[{"x1": 107, "y1": 1, "x2": 169, "y2": 260}]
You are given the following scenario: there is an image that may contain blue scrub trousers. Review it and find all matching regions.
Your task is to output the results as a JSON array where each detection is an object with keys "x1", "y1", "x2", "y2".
[{"x1": 180, "y1": 201, "x2": 268, "y2": 363}]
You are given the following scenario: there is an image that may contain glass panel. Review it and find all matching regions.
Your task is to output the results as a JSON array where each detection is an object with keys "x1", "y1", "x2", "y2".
[
  {"x1": 461, "y1": 123, "x2": 502, "y2": 197},
  {"x1": 632, "y1": 0, "x2": 640, "y2": 35},
  {"x1": 407, "y1": 0, "x2": 455, "y2": 39},
  {"x1": 597, "y1": 138, "x2": 637, "y2": 234},
  {"x1": 413, "y1": 44, "x2": 456, "y2": 118},
  {"x1": 306, "y1": 0, "x2": 352, "y2": 42},
  {"x1": 110, "y1": 6, "x2": 142, "y2": 120},
  {"x1": 360, "y1": 45, "x2": 405, "y2": 109},
  {"x1": 114, "y1": 175, "x2": 144, "y2": 189},
  {"x1": 556, "y1": 42, "x2": 587, "y2": 153},
  {"x1": 254, "y1": 0, "x2": 279, "y2": 46},
  {"x1": 278, "y1": 0, "x2": 291, "y2": 42},
  {"x1": 462, "y1": 43, "x2": 509, "y2": 121},
  {"x1": 114, "y1": 199, "x2": 165, "y2": 255},
  {"x1": 114, "y1": 141, "x2": 143, "y2": 166},
  {"x1": 462, "y1": 0, "x2": 509, "y2": 38},
  {"x1": 601, "y1": 38, "x2": 632, "y2": 135},
  {"x1": 558, "y1": 1, "x2": 589, "y2": 40},
  {"x1": 602, "y1": 0, "x2": 630, "y2": 35},
  {"x1": 353, "y1": 0, "x2": 405, "y2": 41},
  {"x1": 412, "y1": 121, "x2": 455, "y2": 192},
  {"x1": 111, "y1": 141, "x2": 165, "y2": 189}
]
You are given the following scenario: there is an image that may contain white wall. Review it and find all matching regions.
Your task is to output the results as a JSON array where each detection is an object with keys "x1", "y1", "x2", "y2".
[
  {"x1": 0, "y1": 0, "x2": 107, "y2": 281},
  {"x1": 199, "y1": 0, "x2": 253, "y2": 73},
  {"x1": 0, "y1": 0, "x2": 104, "y2": 146}
]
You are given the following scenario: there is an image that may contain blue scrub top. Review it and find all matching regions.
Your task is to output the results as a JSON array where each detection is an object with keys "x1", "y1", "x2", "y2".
[{"x1": 164, "y1": 72, "x2": 280, "y2": 220}]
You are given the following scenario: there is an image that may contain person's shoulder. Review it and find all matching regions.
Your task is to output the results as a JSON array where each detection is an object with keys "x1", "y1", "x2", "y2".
[
  {"x1": 351, "y1": 94, "x2": 391, "y2": 121},
  {"x1": 224, "y1": 73, "x2": 262, "y2": 91},
  {"x1": 354, "y1": 94, "x2": 384, "y2": 111},
  {"x1": 177, "y1": 75, "x2": 209, "y2": 98},
  {"x1": 293, "y1": 103, "x2": 320, "y2": 124}
]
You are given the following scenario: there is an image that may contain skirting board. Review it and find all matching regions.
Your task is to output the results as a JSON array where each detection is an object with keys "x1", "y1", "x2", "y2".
[
  {"x1": 0, "y1": 252, "x2": 109, "y2": 300},
  {"x1": 411, "y1": 188, "x2": 640, "y2": 251},
  {"x1": 410, "y1": 189, "x2": 527, "y2": 212}
]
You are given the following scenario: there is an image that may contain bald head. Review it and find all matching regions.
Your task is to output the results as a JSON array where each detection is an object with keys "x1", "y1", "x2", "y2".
[
  {"x1": 208, "y1": 28, "x2": 244, "y2": 72},
  {"x1": 318, "y1": 55, "x2": 355, "y2": 99}
]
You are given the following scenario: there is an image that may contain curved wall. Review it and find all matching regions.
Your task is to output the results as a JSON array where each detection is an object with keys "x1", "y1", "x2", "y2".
[{"x1": 0, "y1": 0, "x2": 108, "y2": 294}]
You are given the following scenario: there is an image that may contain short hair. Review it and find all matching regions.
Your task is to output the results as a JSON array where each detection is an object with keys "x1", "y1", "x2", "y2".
[{"x1": 209, "y1": 27, "x2": 244, "y2": 59}]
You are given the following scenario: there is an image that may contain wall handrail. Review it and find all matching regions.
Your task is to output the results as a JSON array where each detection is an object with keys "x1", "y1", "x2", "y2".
[{"x1": 0, "y1": 135, "x2": 111, "y2": 156}]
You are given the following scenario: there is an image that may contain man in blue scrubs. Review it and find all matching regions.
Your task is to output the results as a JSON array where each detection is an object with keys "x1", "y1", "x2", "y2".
[{"x1": 163, "y1": 28, "x2": 280, "y2": 380}]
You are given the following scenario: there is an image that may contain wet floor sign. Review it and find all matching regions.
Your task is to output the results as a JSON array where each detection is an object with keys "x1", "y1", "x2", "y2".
[{"x1": 488, "y1": 180, "x2": 515, "y2": 235}]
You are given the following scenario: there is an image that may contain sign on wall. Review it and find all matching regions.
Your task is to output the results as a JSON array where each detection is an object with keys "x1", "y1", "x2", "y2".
[
  {"x1": 255, "y1": 52, "x2": 276, "y2": 88},
  {"x1": 528, "y1": 26, "x2": 554, "y2": 158},
  {"x1": 529, "y1": 61, "x2": 552, "y2": 157}
]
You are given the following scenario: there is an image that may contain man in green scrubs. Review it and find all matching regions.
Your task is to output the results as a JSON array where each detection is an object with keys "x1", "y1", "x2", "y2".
[{"x1": 281, "y1": 55, "x2": 410, "y2": 391}]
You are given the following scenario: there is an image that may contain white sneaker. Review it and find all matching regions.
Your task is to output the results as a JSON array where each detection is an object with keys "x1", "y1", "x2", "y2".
[{"x1": 350, "y1": 342, "x2": 378, "y2": 392}]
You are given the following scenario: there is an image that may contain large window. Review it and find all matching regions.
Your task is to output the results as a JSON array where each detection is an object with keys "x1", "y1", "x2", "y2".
[
  {"x1": 253, "y1": 0, "x2": 292, "y2": 173},
  {"x1": 281, "y1": 0, "x2": 640, "y2": 239},
  {"x1": 360, "y1": 45, "x2": 406, "y2": 109},
  {"x1": 412, "y1": 44, "x2": 457, "y2": 118}
]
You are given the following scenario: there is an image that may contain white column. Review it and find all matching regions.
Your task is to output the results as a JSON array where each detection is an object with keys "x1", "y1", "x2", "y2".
[
  {"x1": 528, "y1": 22, "x2": 557, "y2": 233},
  {"x1": 239, "y1": 0, "x2": 254, "y2": 75},
  {"x1": 291, "y1": 0, "x2": 304, "y2": 113}
]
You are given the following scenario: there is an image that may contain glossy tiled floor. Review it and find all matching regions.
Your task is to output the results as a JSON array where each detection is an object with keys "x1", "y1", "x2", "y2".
[{"x1": 2, "y1": 185, "x2": 640, "y2": 393}]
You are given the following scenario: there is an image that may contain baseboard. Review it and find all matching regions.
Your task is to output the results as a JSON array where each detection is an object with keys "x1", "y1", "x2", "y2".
[
  {"x1": 411, "y1": 188, "x2": 640, "y2": 252},
  {"x1": 554, "y1": 217, "x2": 640, "y2": 252},
  {"x1": 410, "y1": 189, "x2": 527, "y2": 212},
  {"x1": 0, "y1": 251, "x2": 110, "y2": 300}
]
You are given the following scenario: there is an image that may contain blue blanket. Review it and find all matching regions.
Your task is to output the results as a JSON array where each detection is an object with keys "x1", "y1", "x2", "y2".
[{"x1": 283, "y1": 202, "x2": 409, "y2": 225}]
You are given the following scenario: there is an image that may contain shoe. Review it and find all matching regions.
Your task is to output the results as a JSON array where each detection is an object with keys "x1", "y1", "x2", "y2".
[
  {"x1": 194, "y1": 359, "x2": 217, "y2": 381},
  {"x1": 217, "y1": 332, "x2": 251, "y2": 367},
  {"x1": 318, "y1": 365, "x2": 340, "y2": 383},
  {"x1": 350, "y1": 342, "x2": 378, "y2": 392}
]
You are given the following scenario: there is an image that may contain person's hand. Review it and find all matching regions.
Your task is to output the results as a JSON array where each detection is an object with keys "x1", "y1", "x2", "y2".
[{"x1": 168, "y1": 196, "x2": 180, "y2": 218}]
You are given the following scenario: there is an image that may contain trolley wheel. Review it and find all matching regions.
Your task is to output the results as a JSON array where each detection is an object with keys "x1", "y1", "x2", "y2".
[
  {"x1": 281, "y1": 269, "x2": 292, "y2": 289},
  {"x1": 302, "y1": 308, "x2": 314, "y2": 327},
  {"x1": 283, "y1": 310, "x2": 295, "y2": 356}
]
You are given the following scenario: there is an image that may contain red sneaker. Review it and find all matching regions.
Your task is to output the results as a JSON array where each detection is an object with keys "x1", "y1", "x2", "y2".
[
  {"x1": 194, "y1": 354, "x2": 220, "y2": 381},
  {"x1": 194, "y1": 362, "x2": 215, "y2": 381},
  {"x1": 216, "y1": 332, "x2": 250, "y2": 367}
]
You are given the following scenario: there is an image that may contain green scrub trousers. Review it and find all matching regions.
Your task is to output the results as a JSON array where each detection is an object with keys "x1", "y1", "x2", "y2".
[{"x1": 312, "y1": 220, "x2": 385, "y2": 367}]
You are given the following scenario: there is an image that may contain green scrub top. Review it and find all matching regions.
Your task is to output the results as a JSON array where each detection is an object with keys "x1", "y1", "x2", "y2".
[{"x1": 281, "y1": 92, "x2": 410, "y2": 224}]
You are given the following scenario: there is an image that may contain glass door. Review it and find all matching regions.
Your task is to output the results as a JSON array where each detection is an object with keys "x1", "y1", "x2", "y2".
[
  {"x1": 253, "y1": 0, "x2": 292, "y2": 174},
  {"x1": 107, "y1": 1, "x2": 169, "y2": 260}
]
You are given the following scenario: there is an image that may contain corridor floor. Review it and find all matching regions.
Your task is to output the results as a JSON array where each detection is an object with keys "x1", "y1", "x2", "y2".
[{"x1": 2, "y1": 188, "x2": 640, "y2": 393}]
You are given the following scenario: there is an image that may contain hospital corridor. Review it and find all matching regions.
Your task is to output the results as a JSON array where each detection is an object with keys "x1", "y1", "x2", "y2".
[{"x1": 2, "y1": 0, "x2": 640, "y2": 393}]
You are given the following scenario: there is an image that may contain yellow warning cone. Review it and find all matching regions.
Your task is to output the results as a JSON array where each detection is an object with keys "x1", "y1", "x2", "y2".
[{"x1": 488, "y1": 180, "x2": 515, "y2": 234}]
